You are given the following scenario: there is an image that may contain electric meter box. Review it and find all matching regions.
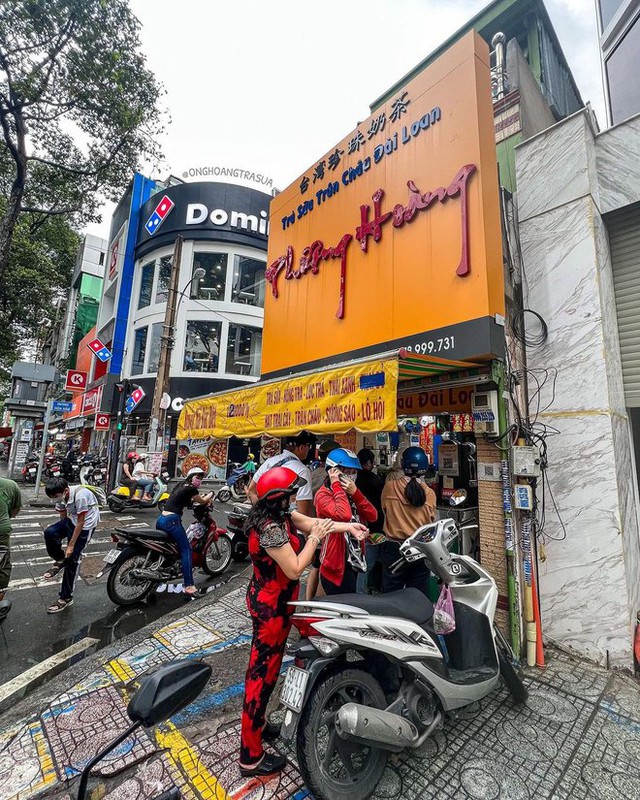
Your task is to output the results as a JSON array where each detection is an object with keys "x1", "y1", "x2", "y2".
[
  {"x1": 511, "y1": 445, "x2": 541, "y2": 477},
  {"x1": 472, "y1": 390, "x2": 499, "y2": 434}
]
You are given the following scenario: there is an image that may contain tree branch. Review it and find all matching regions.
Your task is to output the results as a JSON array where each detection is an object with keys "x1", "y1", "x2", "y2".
[{"x1": 20, "y1": 204, "x2": 81, "y2": 216}]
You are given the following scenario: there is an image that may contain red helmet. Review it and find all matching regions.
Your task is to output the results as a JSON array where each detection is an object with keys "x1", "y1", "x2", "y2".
[
  {"x1": 256, "y1": 467, "x2": 306, "y2": 502},
  {"x1": 127, "y1": 451, "x2": 140, "y2": 461}
]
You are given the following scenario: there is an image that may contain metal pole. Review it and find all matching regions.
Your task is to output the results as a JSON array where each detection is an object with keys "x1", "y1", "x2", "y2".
[
  {"x1": 149, "y1": 235, "x2": 183, "y2": 455},
  {"x1": 33, "y1": 401, "x2": 52, "y2": 498},
  {"x1": 108, "y1": 378, "x2": 130, "y2": 491}
]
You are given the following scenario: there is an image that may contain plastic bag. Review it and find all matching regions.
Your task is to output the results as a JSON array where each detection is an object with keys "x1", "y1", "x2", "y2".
[
  {"x1": 433, "y1": 584, "x2": 456, "y2": 634},
  {"x1": 186, "y1": 521, "x2": 205, "y2": 544}
]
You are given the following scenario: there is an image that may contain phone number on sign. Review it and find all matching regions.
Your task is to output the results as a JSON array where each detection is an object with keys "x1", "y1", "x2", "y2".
[{"x1": 405, "y1": 336, "x2": 455, "y2": 355}]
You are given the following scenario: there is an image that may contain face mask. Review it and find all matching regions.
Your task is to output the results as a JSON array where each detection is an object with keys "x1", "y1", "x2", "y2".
[{"x1": 192, "y1": 477, "x2": 203, "y2": 488}]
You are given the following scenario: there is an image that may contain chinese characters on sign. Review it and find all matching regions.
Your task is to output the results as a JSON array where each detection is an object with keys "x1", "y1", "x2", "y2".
[
  {"x1": 266, "y1": 164, "x2": 477, "y2": 319},
  {"x1": 285, "y1": 103, "x2": 441, "y2": 231},
  {"x1": 297, "y1": 91, "x2": 414, "y2": 203}
]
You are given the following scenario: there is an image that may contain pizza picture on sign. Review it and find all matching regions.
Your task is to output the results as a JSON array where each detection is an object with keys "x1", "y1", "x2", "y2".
[
  {"x1": 181, "y1": 453, "x2": 209, "y2": 476},
  {"x1": 207, "y1": 440, "x2": 227, "y2": 467}
]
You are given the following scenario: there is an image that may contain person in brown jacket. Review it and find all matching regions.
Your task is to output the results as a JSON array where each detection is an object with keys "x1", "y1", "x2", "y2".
[{"x1": 380, "y1": 447, "x2": 436, "y2": 597}]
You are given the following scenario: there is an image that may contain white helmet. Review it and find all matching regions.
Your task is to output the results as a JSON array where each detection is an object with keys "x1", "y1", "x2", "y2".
[{"x1": 186, "y1": 467, "x2": 205, "y2": 479}]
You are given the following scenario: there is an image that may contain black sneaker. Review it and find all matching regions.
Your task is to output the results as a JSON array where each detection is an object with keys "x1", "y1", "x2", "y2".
[{"x1": 239, "y1": 752, "x2": 287, "y2": 777}]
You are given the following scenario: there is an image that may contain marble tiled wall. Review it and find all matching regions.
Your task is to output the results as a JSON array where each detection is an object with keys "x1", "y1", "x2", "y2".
[{"x1": 515, "y1": 110, "x2": 640, "y2": 668}]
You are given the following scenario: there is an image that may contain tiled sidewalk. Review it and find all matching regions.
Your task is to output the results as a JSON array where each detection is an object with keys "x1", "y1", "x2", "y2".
[{"x1": 0, "y1": 584, "x2": 638, "y2": 800}]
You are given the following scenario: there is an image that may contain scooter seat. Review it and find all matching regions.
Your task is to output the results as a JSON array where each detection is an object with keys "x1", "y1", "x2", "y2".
[
  {"x1": 319, "y1": 588, "x2": 434, "y2": 626},
  {"x1": 115, "y1": 527, "x2": 172, "y2": 541}
]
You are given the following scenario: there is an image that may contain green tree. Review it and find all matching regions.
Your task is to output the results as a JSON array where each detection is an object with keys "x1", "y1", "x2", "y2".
[{"x1": 0, "y1": 0, "x2": 164, "y2": 284}]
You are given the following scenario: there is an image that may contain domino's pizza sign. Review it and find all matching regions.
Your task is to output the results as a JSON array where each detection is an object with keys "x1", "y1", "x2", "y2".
[{"x1": 145, "y1": 195, "x2": 175, "y2": 235}]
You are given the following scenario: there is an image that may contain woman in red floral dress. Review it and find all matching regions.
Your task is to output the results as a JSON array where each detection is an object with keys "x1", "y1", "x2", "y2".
[{"x1": 239, "y1": 466, "x2": 368, "y2": 777}]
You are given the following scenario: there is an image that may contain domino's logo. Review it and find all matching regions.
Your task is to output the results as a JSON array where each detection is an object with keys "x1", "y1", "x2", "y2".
[{"x1": 145, "y1": 195, "x2": 175, "y2": 235}]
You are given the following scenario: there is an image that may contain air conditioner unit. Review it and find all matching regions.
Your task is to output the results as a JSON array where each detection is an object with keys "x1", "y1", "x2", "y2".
[{"x1": 472, "y1": 390, "x2": 499, "y2": 435}]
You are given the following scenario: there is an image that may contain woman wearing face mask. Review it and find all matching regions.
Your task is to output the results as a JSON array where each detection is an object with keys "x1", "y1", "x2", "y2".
[
  {"x1": 239, "y1": 467, "x2": 368, "y2": 777},
  {"x1": 315, "y1": 448, "x2": 377, "y2": 595},
  {"x1": 155, "y1": 466, "x2": 213, "y2": 598}
]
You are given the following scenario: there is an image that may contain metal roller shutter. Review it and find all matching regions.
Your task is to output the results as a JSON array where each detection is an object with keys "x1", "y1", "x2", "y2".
[{"x1": 609, "y1": 202, "x2": 640, "y2": 407}]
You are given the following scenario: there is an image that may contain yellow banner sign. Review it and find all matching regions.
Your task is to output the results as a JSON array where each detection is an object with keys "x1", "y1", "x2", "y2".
[{"x1": 177, "y1": 358, "x2": 399, "y2": 440}]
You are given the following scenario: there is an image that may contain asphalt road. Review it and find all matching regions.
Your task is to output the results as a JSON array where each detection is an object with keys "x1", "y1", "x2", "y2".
[{"x1": 0, "y1": 498, "x2": 246, "y2": 687}]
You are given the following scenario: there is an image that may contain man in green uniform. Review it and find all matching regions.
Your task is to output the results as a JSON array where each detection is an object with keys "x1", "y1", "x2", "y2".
[{"x1": 0, "y1": 477, "x2": 21, "y2": 599}]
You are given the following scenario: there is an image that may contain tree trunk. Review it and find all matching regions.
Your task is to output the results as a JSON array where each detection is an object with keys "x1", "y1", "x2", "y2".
[{"x1": 0, "y1": 111, "x2": 27, "y2": 288}]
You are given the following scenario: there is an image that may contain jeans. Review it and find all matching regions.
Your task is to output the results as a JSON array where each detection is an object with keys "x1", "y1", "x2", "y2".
[
  {"x1": 136, "y1": 479, "x2": 154, "y2": 494},
  {"x1": 356, "y1": 542, "x2": 381, "y2": 593},
  {"x1": 156, "y1": 513, "x2": 194, "y2": 586},
  {"x1": 44, "y1": 518, "x2": 94, "y2": 600},
  {"x1": 379, "y1": 539, "x2": 431, "y2": 598}
]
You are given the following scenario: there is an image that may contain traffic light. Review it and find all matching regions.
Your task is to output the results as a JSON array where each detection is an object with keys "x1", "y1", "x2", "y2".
[{"x1": 117, "y1": 421, "x2": 123, "y2": 431}]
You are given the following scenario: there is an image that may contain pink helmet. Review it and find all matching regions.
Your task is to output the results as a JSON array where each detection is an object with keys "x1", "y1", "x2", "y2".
[{"x1": 127, "y1": 451, "x2": 140, "y2": 461}]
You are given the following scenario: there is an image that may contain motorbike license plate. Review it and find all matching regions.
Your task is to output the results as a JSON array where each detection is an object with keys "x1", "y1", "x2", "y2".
[
  {"x1": 52, "y1": 470, "x2": 60, "y2": 477},
  {"x1": 280, "y1": 666, "x2": 309, "y2": 713},
  {"x1": 103, "y1": 549, "x2": 120, "y2": 564},
  {"x1": 28, "y1": 468, "x2": 36, "y2": 474}
]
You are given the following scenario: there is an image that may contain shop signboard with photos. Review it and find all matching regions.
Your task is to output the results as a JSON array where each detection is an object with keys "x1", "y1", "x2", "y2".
[{"x1": 176, "y1": 437, "x2": 229, "y2": 480}]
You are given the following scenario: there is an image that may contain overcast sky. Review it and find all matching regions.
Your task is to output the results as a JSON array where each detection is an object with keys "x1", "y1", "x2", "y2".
[{"x1": 87, "y1": 0, "x2": 604, "y2": 238}]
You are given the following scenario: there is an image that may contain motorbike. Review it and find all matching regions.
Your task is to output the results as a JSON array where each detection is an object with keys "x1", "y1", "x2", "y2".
[
  {"x1": 61, "y1": 451, "x2": 81, "y2": 483},
  {"x1": 107, "y1": 472, "x2": 171, "y2": 513},
  {"x1": 80, "y1": 453, "x2": 107, "y2": 486},
  {"x1": 78, "y1": 660, "x2": 210, "y2": 800},
  {"x1": 278, "y1": 515, "x2": 527, "y2": 800},
  {"x1": 44, "y1": 454, "x2": 62, "y2": 479},
  {"x1": 214, "y1": 462, "x2": 251, "y2": 503},
  {"x1": 21, "y1": 455, "x2": 40, "y2": 483},
  {"x1": 226, "y1": 502, "x2": 251, "y2": 561},
  {"x1": 104, "y1": 502, "x2": 233, "y2": 606}
]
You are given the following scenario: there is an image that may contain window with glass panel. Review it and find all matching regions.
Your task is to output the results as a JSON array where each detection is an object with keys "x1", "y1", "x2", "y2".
[
  {"x1": 191, "y1": 252, "x2": 228, "y2": 301},
  {"x1": 155, "y1": 255, "x2": 173, "y2": 304},
  {"x1": 183, "y1": 320, "x2": 223, "y2": 373},
  {"x1": 131, "y1": 326, "x2": 148, "y2": 374},
  {"x1": 147, "y1": 322, "x2": 163, "y2": 373},
  {"x1": 138, "y1": 261, "x2": 155, "y2": 309},
  {"x1": 226, "y1": 324, "x2": 262, "y2": 376},
  {"x1": 231, "y1": 255, "x2": 266, "y2": 307}
]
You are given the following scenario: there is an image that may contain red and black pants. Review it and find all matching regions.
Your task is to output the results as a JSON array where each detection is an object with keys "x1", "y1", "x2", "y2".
[{"x1": 240, "y1": 610, "x2": 292, "y2": 765}]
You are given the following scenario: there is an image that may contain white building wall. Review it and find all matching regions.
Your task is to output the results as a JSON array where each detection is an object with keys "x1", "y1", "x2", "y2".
[{"x1": 515, "y1": 109, "x2": 640, "y2": 668}]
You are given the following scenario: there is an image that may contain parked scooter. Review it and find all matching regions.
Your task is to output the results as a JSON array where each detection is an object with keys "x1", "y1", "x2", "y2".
[
  {"x1": 44, "y1": 454, "x2": 62, "y2": 480},
  {"x1": 225, "y1": 502, "x2": 251, "y2": 561},
  {"x1": 77, "y1": 660, "x2": 210, "y2": 800},
  {"x1": 214, "y1": 462, "x2": 251, "y2": 503},
  {"x1": 279, "y1": 515, "x2": 527, "y2": 800},
  {"x1": 21, "y1": 454, "x2": 40, "y2": 483},
  {"x1": 80, "y1": 453, "x2": 107, "y2": 486},
  {"x1": 104, "y1": 502, "x2": 233, "y2": 605},
  {"x1": 107, "y1": 472, "x2": 171, "y2": 513}
]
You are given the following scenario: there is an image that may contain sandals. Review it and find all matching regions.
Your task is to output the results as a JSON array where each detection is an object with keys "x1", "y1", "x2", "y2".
[
  {"x1": 183, "y1": 587, "x2": 203, "y2": 601},
  {"x1": 239, "y1": 752, "x2": 287, "y2": 777},
  {"x1": 47, "y1": 598, "x2": 73, "y2": 614},
  {"x1": 43, "y1": 563, "x2": 64, "y2": 580}
]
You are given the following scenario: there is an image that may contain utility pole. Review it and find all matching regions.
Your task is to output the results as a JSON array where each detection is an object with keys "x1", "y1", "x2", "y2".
[{"x1": 149, "y1": 235, "x2": 183, "y2": 455}]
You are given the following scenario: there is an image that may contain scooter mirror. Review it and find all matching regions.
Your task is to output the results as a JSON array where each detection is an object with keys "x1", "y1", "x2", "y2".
[
  {"x1": 127, "y1": 660, "x2": 212, "y2": 727},
  {"x1": 450, "y1": 488, "x2": 468, "y2": 506}
]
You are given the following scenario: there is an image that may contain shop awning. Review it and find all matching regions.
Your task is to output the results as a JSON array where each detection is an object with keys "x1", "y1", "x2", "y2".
[{"x1": 177, "y1": 350, "x2": 481, "y2": 441}]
